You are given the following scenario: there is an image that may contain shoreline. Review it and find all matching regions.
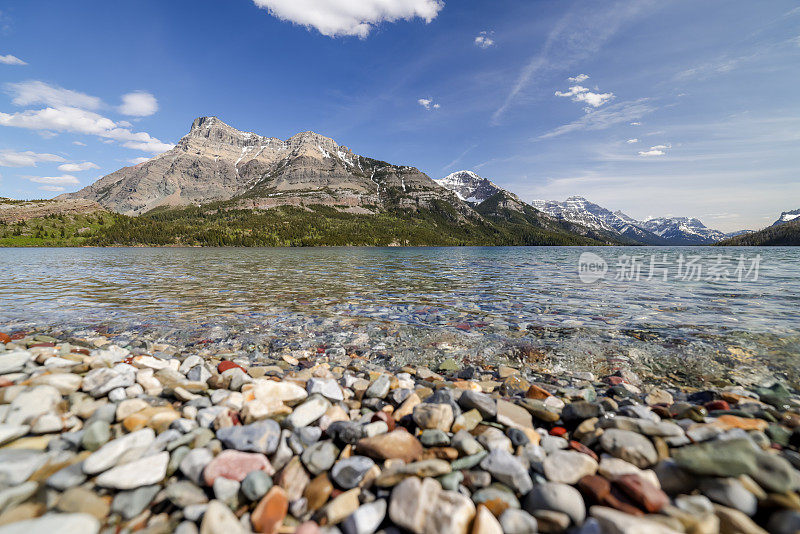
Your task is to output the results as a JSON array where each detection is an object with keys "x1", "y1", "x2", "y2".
[{"x1": 1, "y1": 329, "x2": 798, "y2": 532}]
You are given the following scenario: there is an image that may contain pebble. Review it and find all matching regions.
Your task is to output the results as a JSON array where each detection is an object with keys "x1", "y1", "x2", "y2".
[
  {"x1": 524, "y1": 482, "x2": 586, "y2": 525},
  {"x1": 216, "y1": 419, "x2": 281, "y2": 454},
  {"x1": 0, "y1": 331, "x2": 797, "y2": 534},
  {"x1": 203, "y1": 449, "x2": 273, "y2": 485},
  {"x1": 480, "y1": 449, "x2": 534, "y2": 494},
  {"x1": 0, "y1": 513, "x2": 100, "y2": 534},
  {"x1": 331, "y1": 456, "x2": 376, "y2": 489},
  {"x1": 242, "y1": 470, "x2": 273, "y2": 501},
  {"x1": 543, "y1": 450, "x2": 598, "y2": 484},
  {"x1": 341, "y1": 499, "x2": 386, "y2": 534},
  {"x1": 111, "y1": 485, "x2": 160, "y2": 519},
  {"x1": 200, "y1": 500, "x2": 247, "y2": 534},
  {"x1": 83, "y1": 428, "x2": 155, "y2": 475},
  {"x1": 600, "y1": 429, "x2": 658, "y2": 468},
  {"x1": 95, "y1": 451, "x2": 169, "y2": 489}
]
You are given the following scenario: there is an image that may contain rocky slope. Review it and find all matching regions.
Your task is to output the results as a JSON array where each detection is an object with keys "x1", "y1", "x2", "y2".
[
  {"x1": 434, "y1": 171, "x2": 503, "y2": 204},
  {"x1": 718, "y1": 216, "x2": 800, "y2": 246},
  {"x1": 61, "y1": 117, "x2": 470, "y2": 219},
  {"x1": 637, "y1": 217, "x2": 725, "y2": 245},
  {"x1": 0, "y1": 197, "x2": 105, "y2": 223},
  {"x1": 531, "y1": 197, "x2": 728, "y2": 245},
  {"x1": 772, "y1": 208, "x2": 800, "y2": 227}
]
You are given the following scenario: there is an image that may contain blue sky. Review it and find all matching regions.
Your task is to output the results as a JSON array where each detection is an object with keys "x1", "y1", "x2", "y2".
[{"x1": 1, "y1": 0, "x2": 798, "y2": 232}]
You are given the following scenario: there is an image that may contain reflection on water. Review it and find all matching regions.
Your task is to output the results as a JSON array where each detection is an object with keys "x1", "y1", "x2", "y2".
[{"x1": 1, "y1": 247, "x2": 799, "y2": 381}]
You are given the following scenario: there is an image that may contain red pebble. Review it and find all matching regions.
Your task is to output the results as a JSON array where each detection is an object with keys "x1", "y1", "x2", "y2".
[
  {"x1": 550, "y1": 427, "x2": 568, "y2": 437},
  {"x1": 569, "y1": 440, "x2": 599, "y2": 461},
  {"x1": 613, "y1": 474, "x2": 669, "y2": 513},
  {"x1": 604, "y1": 376, "x2": 624, "y2": 386},
  {"x1": 704, "y1": 400, "x2": 730, "y2": 411},
  {"x1": 218, "y1": 361, "x2": 246, "y2": 373},
  {"x1": 372, "y1": 411, "x2": 396, "y2": 432},
  {"x1": 29, "y1": 342, "x2": 55, "y2": 348},
  {"x1": 10, "y1": 333, "x2": 26, "y2": 341},
  {"x1": 0, "y1": 332, "x2": 11, "y2": 344}
]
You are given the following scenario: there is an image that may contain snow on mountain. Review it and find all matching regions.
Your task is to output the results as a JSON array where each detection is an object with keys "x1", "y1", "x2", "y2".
[
  {"x1": 638, "y1": 217, "x2": 725, "y2": 244},
  {"x1": 530, "y1": 197, "x2": 666, "y2": 244},
  {"x1": 434, "y1": 171, "x2": 503, "y2": 204},
  {"x1": 531, "y1": 197, "x2": 727, "y2": 245},
  {"x1": 772, "y1": 209, "x2": 800, "y2": 226}
]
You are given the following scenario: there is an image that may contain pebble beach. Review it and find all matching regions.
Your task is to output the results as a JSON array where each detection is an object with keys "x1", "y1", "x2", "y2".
[{"x1": 1, "y1": 328, "x2": 799, "y2": 534}]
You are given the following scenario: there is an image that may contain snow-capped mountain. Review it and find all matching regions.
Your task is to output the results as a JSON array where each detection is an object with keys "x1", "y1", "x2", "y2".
[
  {"x1": 530, "y1": 197, "x2": 668, "y2": 244},
  {"x1": 531, "y1": 197, "x2": 727, "y2": 245},
  {"x1": 434, "y1": 171, "x2": 503, "y2": 204},
  {"x1": 772, "y1": 209, "x2": 800, "y2": 227},
  {"x1": 638, "y1": 217, "x2": 725, "y2": 245}
]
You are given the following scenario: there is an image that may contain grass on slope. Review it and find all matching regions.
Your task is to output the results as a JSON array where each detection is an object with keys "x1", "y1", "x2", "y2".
[
  {"x1": 0, "y1": 212, "x2": 117, "y2": 247},
  {"x1": 716, "y1": 219, "x2": 800, "y2": 246},
  {"x1": 89, "y1": 202, "x2": 605, "y2": 247}
]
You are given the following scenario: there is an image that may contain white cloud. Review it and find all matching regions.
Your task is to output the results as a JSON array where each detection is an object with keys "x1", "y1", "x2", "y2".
[
  {"x1": 128, "y1": 157, "x2": 150, "y2": 165},
  {"x1": 630, "y1": 122, "x2": 641, "y2": 126},
  {"x1": 251, "y1": 0, "x2": 444, "y2": 38},
  {"x1": 38, "y1": 185, "x2": 65, "y2": 192},
  {"x1": 638, "y1": 144, "x2": 671, "y2": 157},
  {"x1": 555, "y1": 83, "x2": 614, "y2": 108},
  {"x1": 0, "y1": 106, "x2": 174, "y2": 153},
  {"x1": 58, "y1": 161, "x2": 100, "y2": 172},
  {"x1": 72, "y1": 141, "x2": 87, "y2": 146},
  {"x1": 29, "y1": 175, "x2": 80, "y2": 185},
  {"x1": 0, "y1": 149, "x2": 64, "y2": 167},
  {"x1": 5, "y1": 81, "x2": 102, "y2": 109},
  {"x1": 118, "y1": 91, "x2": 158, "y2": 117},
  {"x1": 474, "y1": 31, "x2": 495, "y2": 49},
  {"x1": 0, "y1": 54, "x2": 26, "y2": 66},
  {"x1": 626, "y1": 138, "x2": 639, "y2": 144},
  {"x1": 492, "y1": 1, "x2": 654, "y2": 123},
  {"x1": 417, "y1": 98, "x2": 440, "y2": 110},
  {"x1": 568, "y1": 74, "x2": 589, "y2": 83},
  {"x1": 538, "y1": 99, "x2": 655, "y2": 139}
]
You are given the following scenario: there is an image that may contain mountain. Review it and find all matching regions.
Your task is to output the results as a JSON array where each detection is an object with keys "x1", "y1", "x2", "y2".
[
  {"x1": 55, "y1": 118, "x2": 612, "y2": 247},
  {"x1": 61, "y1": 116, "x2": 472, "y2": 219},
  {"x1": 0, "y1": 197, "x2": 105, "y2": 223},
  {"x1": 530, "y1": 196, "x2": 728, "y2": 245},
  {"x1": 431, "y1": 173, "x2": 626, "y2": 244},
  {"x1": 772, "y1": 209, "x2": 800, "y2": 227},
  {"x1": 637, "y1": 217, "x2": 725, "y2": 245},
  {"x1": 717, "y1": 217, "x2": 800, "y2": 246},
  {"x1": 434, "y1": 171, "x2": 503, "y2": 204},
  {"x1": 530, "y1": 197, "x2": 669, "y2": 245}
]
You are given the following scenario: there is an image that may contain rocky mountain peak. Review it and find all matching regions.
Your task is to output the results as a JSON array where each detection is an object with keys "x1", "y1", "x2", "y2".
[{"x1": 435, "y1": 170, "x2": 503, "y2": 203}]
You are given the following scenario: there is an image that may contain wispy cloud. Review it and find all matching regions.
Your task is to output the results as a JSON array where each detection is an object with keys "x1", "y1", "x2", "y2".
[
  {"x1": 538, "y1": 99, "x2": 656, "y2": 139},
  {"x1": 5, "y1": 81, "x2": 102, "y2": 109},
  {"x1": 417, "y1": 98, "x2": 440, "y2": 110},
  {"x1": 0, "y1": 150, "x2": 64, "y2": 167},
  {"x1": 474, "y1": 31, "x2": 495, "y2": 49},
  {"x1": 626, "y1": 138, "x2": 639, "y2": 144},
  {"x1": 0, "y1": 54, "x2": 26, "y2": 66},
  {"x1": 492, "y1": 0, "x2": 655, "y2": 123},
  {"x1": 29, "y1": 175, "x2": 79, "y2": 185},
  {"x1": 441, "y1": 144, "x2": 478, "y2": 172},
  {"x1": 58, "y1": 161, "x2": 100, "y2": 172}
]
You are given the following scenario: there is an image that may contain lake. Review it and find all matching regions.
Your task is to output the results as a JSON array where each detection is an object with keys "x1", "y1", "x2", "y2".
[{"x1": 1, "y1": 246, "x2": 799, "y2": 384}]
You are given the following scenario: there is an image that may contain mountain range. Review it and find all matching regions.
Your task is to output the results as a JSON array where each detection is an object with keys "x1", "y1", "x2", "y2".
[
  {"x1": 49, "y1": 117, "x2": 618, "y2": 246},
  {"x1": 1, "y1": 115, "x2": 788, "y2": 247}
]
